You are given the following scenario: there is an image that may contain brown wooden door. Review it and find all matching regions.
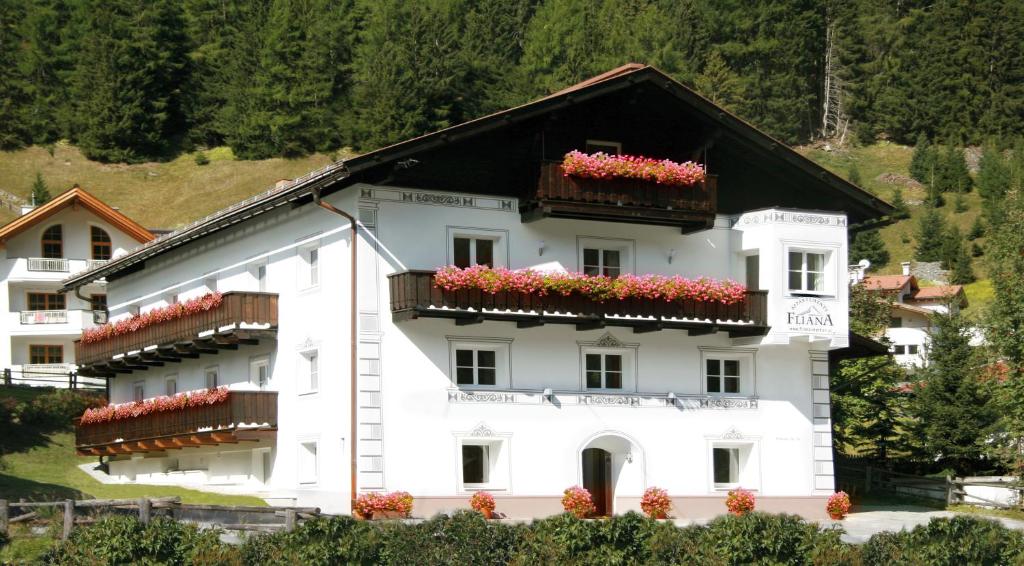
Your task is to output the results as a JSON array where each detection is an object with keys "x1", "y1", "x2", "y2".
[{"x1": 582, "y1": 448, "x2": 613, "y2": 516}]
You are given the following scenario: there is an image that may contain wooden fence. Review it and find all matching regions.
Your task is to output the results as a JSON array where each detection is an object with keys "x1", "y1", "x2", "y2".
[
  {"x1": 0, "y1": 497, "x2": 320, "y2": 541},
  {"x1": 839, "y1": 465, "x2": 1023, "y2": 509}
]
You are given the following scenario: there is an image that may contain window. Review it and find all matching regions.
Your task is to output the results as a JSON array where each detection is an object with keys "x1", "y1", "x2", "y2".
[
  {"x1": 713, "y1": 447, "x2": 740, "y2": 487},
  {"x1": 585, "y1": 139, "x2": 622, "y2": 154},
  {"x1": 27, "y1": 292, "x2": 65, "y2": 311},
  {"x1": 257, "y1": 264, "x2": 267, "y2": 292},
  {"x1": 583, "y1": 248, "x2": 621, "y2": 278},
  {"x1": 132, "y1": 381, "x2": 145, "y2": 402},
  {"x1": 455, "y1": 349, "x2": 496, "y2": 386},
  {"x1": 889, "y1": 317, "x2": 903, "y2": 328},
  {"x1": 91, "y1": 226, "x2": 112, "y2": 260},
  {"x1": 893, "y1": 345, "x2": 906, "y2": 355},
  {"x1": 41, "y1": 225, "x2": 62, "y2": 258},
  {"x1": 204, "y1": 277, "x2": 218, "y2": 293},
  {"x1": 300, "y1": 350, "x2": 319, "y2": 394},
  {"x1": 165, "y1": 377, "x2": 177, "y2": 396},
  {"x1": 462, "y1": 444, "x2": 489, "y2": 485},
  {"x1": 453, "y1": 237, "x2": 494, "y2": 268},
  {"x1": 251, "y1": 356, "x2": 271, "y2": 389},
  {"x1": 299, "y1": 246, "x2": 319, "y2": 288},
  {"x1": 745, "y1": 255, "x2": 760, "y2": 290},
  {"x1": 205, "y1": 367, "x2": 219, "y2": 390},
  {"x1": 90, "y1": 294, "x2": 107, "y2": 312},
  {"x1": 165, "y1": 293, "x2": 178, "y2": 305},
  {"x1": 585, "y1": 353, "x2": 623, "y2": 389},
  {"x1": 298, "y1": 441, "x2": 318, "y2": 484},
  {"x1": 787, "y1": 250, "x2": 828, "y2": 294},
  {"x1": 907, "y1": 345, "x2": 919, "y2": 355},
  {"x1": 29, "y1": 345, "x2": 62, "y2": 364},
  {"x1": 706, "y1": 359, "x2": 740, "y2": 394}
]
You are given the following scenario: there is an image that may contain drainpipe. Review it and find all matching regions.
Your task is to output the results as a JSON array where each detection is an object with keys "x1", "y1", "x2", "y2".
[{"x1": 311, "y1": 187, "x2": 359, "y2": 510}]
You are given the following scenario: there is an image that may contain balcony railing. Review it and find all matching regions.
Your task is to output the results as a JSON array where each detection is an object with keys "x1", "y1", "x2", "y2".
[
  {"x1": 28, "y1": 257, "x2": 69, "y2": 272},
  {"x1": 75, "y1": 292, "x2": 279, "y2": 369},
  {"x1": 524, "y1": 162, "x2": 718, "y2": 233},
  {"x1": 19, "y1": 310, "x2": 68, "y2": 325},
  {"x1": 75, "y1": 390, "x2": 277, "y2": 454},
  {"x1": 389, "y1": 271, "x2": 768, "y2": 336}
]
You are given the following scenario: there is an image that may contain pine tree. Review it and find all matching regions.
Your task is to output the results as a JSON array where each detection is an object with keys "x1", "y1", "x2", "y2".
[
  {"x1": 694, "y1": 50, "x2": 745, "y2": 109},
  {"x1": 953, "y1": 193, "x2": 968, "y2": 213},
  {"x1": 915, "y1": 206, "x2": 946, "y2": 262},
  {"x1": 940, "y1": 225, "x2": 963, "y2": 270},
  {"x1": 949, "y1": 242, "x2": 975, "y2": 285},
  {"x1": 909, "y1": 133, "x2": 936, "y2": 183},
  {"x1": 460, "y1": 0, "x2": 537, "y2": 115},
  {"x1": 967, "y1": 217, "x2": 984, "y2": 240},
  {"x1": 977, "y1": 142, "x2": 1011, "y2": 224},
  {"x1": 911, "y1": 311, "x2": 994, "y2": 475},
  {"x1": 30, "y1": 172, "x2": 50, "y2": 205},
  {"x1": 0, "y1": 1, "x2": 31, "y2": 149},
  {"x1": 971, "y1": 242, "x2": 984, "y2": 257},
  {"x1": 17, "y1": 0, "x2": 73, "y2": 143},
  {"x1": 67, "y1": 0, "x2": 191, "y2": 162},
  {"x1": 890, "y1": 187, "x2": 910, "y2": 219},
  {"x1": 934, "y1": 141, "x2": 972, "y2": 193},
  {"x1": 849, "y1": 229, "x2": 889, "y2": 268}
]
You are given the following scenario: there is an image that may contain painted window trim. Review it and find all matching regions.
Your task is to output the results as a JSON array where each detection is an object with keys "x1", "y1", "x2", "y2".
[
  {"x1": 705, "y1": 437, "x2": 762, "y2": 493},
  {"x1": 783, "y1": 242, "x2": 840, "y2": 298},
  {"x1": 699, "y1": 347, "x2": 757, "y2": 396},
  {"x1": 577, "y1": 335, "x2": 639, "y2": 393},
  {"x1": 453, "y1": 427, "x2": 512, "y2": 495},
  {"x1": 446, "y1": 337, "x2": 513, "y2": 390}
]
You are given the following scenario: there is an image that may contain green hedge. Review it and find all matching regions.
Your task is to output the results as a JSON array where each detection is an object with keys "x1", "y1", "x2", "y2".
[{"x1": 38, "y1": 511, "x2": 1024, "y2": 566}]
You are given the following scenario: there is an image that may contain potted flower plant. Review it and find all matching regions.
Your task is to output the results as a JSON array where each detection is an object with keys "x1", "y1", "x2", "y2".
[
  {"x1": 725, "y1": 488, "x2": 755, "y2": 516},
  {"x1": 353, "y1": 491, "x2": 413, "y2": 520},
  {"x1": 826, "y1": 491, "x2": 851, "y2": 520},
  {"x1": 640, "y1": 487, "x2": 672, "y2": 519},
  {"x1": 470, "y1": 491, "x2": 496, "y2": 519},
  {"x1": 561, "y1": 486, "x2": 596, "y2": 519}
]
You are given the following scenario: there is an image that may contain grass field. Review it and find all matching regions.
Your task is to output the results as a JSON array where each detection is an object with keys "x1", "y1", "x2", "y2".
[{"x1": 0, "y1": 143, "x2": 340, "y2": 230}]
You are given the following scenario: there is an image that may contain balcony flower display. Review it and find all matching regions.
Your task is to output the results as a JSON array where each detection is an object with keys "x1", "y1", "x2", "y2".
[
  {"x1": 561, "y1": 485, "x2": 596, "y2": 518},
  {"x1": 640, "y1": 486, "x2": 672, "y2": 519},
  {"x1": 78, "y1": 386, "x2": 229, "y2": 425},
  {"x1": 470, "y1": 491, "x2": 497, "y2": 519},
  {"x1": 434, "y1": 265, "x2": 747, "y2": 305},
  {"x1": 826, "y1": 491, "x2": 852, "y2": 520},
  {"x1": 562, "y1": 150, "x2": 706, "y2": 187},
  {"x1": 81, "y1": 292, "x2": 224, "y2": 345},
  {"x1": 725, "y1": 487, "x2": 756, "y2": 516},
  {"x1": 353, "y1": 491, "x2": 414, "y2": 520}
]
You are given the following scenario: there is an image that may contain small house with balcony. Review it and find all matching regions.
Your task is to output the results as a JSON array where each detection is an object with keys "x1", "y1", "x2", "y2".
[
  {"x1": 0, "y1": 186, "x2": 153, "y2": 385},
  {"x1": 61, "y1": 65, "x2": 893, "y2": 518}
]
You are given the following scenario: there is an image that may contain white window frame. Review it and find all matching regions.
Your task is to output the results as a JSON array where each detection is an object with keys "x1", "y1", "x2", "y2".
[
  {"x1": 165, "y1": 375, "x2": 177, "y2": 396},
  {"x1": 297, "y1": 439, "x2": 319, "y2": 485},
  {"x1": 446, "y1": 227, "x2": 509, "y2": 269},
  {"x1": 454, "y1": 426, "x2": 512, "y2": 494},
  {"x1": 249, "y1": 260, "x2": 268, "y2": 292},
  {"x1": 583, "y1": 351, "x2": 625, "y2": 390},
  {"x1": 204, "y1": 366, "x2": 219, "y2": 390},
  {"x1": 706, "y1": 438, "x2": 761, "y2": 492},
  {"x1": 585, "y1": 139, "x2": 622, "y2": 155},
  {"x1": 784, "y1": 244, "x2": 837, "y2": 297},
  {"x1": 576, "y1": 236, "x2": 635, "y2": 278},
  {"x1": 298, "y1": 348, "x2": 320, "y2": 395},
  {"x1": 699, "y1": 348, "x2": 756, "y2": 396},
  {"x1": 447, "y1": 337, "x2": 512, "y2": 389},
  {"x1": 250, "y1": 355, "x2": 271, "y2": 389},
  {"x1": 578, "y1": 336, "x2": 639, "y2": 392},
  {"x1": 297, "y1": 239, "x2": 321, "y2": 291}
]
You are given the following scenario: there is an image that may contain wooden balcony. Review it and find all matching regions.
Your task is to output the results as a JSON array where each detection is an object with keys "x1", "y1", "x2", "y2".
[
  {"x1": 75, "y1": 390, "x2": 277, "y2": 455},
  {"x1": 389, "y1": 271, "x2": 768, "y2": 337},
  {"x1": 75, "y1": 292, "x2": 278, "y2": 376},
  {"x1": 522, "y1": 162, "x2": 717, "y2": 233}
]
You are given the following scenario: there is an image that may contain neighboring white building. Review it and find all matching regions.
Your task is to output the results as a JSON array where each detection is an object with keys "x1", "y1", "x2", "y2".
[
  {"x1": 0, "y1": 186, "x2": 153, "y2": 386},
  {"x1": 62, "y1": 65, "x2": 893, "y2": 520},
  {"x1": 856, "y1": 262, "x2": 968, "y2": 371}
]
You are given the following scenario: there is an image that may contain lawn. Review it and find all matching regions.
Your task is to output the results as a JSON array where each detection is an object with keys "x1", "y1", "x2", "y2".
[{"x1": 0, "y1": 143, "x2": 343, "y2": 230}]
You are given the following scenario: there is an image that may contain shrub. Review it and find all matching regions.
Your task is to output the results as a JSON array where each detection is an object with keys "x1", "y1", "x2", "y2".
[
  {"x1": 862, "y1": 515, "x2": 1024, "y2": 565},
  {"x1": 382, "y1": 511, "x2": 520, "y2": 566},
  {"x1": 640, "y1": 487, "x2": 671, "y2": 519},
  {"x1": 242, "y1": 515, "x2": 381, "y2": 565},
  {"x1": 18, "y1": 390, "x2": 106, "y2": 429},
  {"x1": 725, "y1": 488, "x2": 755, "y2": 516},
  {"x1": 826, "y1": 491, "x2": 852, "y2": 519},
  {"x1": 194, "y1": 151, "x2": 210, "y2": 166},
  {"x1": 511, "y1": 512, "x2": 655, "y2": 565},
  {"x1": 560, "y1": 486, "x2": 595, "y2": 519},
  {"x1": 470, "y1": 491, "x2": 495, "y2": 514}
]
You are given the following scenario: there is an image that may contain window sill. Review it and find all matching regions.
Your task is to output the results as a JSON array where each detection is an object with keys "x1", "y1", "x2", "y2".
[
  {"x1": 787, "y1": 291, "x2": 835, "y2": 299},
  {"x1": 298, "y1": 390, "x2": 320, "y2": 397}
]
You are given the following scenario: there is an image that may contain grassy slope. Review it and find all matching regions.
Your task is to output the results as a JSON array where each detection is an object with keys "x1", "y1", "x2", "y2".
[
  {"x1": 798, "y1": 142, "x2": 991, "y2": 314},
  {"x1": 0, "y1": 144, "x2": 338, "y2": 230}
]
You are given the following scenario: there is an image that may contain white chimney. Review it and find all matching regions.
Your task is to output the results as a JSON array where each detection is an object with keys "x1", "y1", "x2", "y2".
[
  {"x1": 901, "y1": 262, "x2": 911, "y2": 276},
  {"x1": 20, "y1": 205, "x2": 35, "y2": 216}
]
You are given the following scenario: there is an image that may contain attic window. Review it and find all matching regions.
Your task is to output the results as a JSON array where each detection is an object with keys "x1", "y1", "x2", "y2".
[{"x1": 585, "y1": 140, "x2": 621, "y2": 155}]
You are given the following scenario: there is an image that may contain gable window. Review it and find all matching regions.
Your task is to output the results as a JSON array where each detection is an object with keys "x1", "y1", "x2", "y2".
[
  {"x1": 91, "y1": 226, "x2": 112, "y2": 260},
  {"x1": 585, "y1": 353, "x2": 623, "y2": 389},
  {"x1": 298, "y1": 441, "x2": 318, "y2": 485},
  {"x1": 462, "y1": 444, "x2": 489, "y2": 485},
  {"x1": 28, "y1": 292, "x2": 65, "y2": 311},
  {"x1": 29, "y1": 344, "x2": 62, "y2": 364},
  {"x1": 300, "y1": 349, "x2": 319, "y2": 394},
  {"x1": 706, "y1": 359, "x2": 740, "y2": 394},
  {"x1": 455, "y1": 349, "x2": 496, "y2": 386},
  {"x1": 889, "y1": 317, "x2": 902, "y2": 328},
  {"x1": 132, "y1": 381, "x2": 145, "y2": 402},
  {"x1": 453, "y1": 237, "x2": 494, "y2": 268},
  {"x1": 41, "y1": 225, "x2": 62, "y2": 259},
  {"x1": 585, "y1": 139, "x2": 622, "y2": 155},
  {"x1": 205, "y1": 367, "x2": 219, "y2": 390},
  {"x1": 787, "y1": 250, "x2": 828, "y2": 294}
]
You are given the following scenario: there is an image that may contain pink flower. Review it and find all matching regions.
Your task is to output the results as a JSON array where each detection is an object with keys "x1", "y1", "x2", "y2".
[
  {"x1": 640, "y1": 487, "x2": 672, "y2": 519},
  {"x1": 562, "y1": 150, "x2": 706, "y2": 187},
  {"x1": 81, "y1": 293, "x2": 224, "y2": 345},
  {"x1": 725, "y1": 488, "x2": 756, "y2": 516},
  {"x1": 79, "y1": 387, "x2": 230, "y2": 425},
  {"x1": 561, "y1": 486, "x2": 596, "y2": 518}
]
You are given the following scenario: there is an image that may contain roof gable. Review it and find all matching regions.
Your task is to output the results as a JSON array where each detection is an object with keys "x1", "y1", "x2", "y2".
[{"x1": 0, "y1": 186, "x2": 154, "y2": 246}]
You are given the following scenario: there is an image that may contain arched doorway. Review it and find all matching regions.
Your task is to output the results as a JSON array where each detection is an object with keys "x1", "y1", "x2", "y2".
[{"x1": 582, "y1": 448, "x2": 612, "y2": 516}]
